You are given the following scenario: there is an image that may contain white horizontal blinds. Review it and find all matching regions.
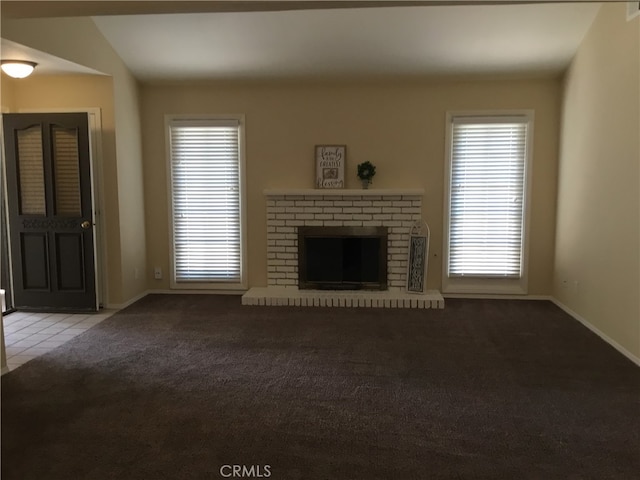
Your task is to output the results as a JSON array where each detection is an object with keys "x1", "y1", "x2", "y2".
[
  {"x1": 449, "y1": 117, "x2": 527, "y2": 278},
  {"x1": 52, "y1": 127, "x2": 82, "y2": 216},
  {"x1": 170, "y1": 119, "x2": 241, "y2": 282},
  {"x1": 16, "y1": 126, "x2": 46, "y2": 215}
]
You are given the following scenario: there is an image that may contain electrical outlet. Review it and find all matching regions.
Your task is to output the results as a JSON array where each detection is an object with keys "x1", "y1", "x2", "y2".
[
  {"x1": 134, "y1": 267, "x2": 139, "y2": 280},
  {"x1": 573, "y1": 280, "x2": 579, "y2": 293},
  {"x1": 154, "y1": 267, "x2": 162, "y2": 280}
]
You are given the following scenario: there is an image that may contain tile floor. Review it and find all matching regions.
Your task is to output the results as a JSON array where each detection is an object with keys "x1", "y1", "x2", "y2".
[{"x1": 2, "y1": 310, "x2": 115, "y2": 373}]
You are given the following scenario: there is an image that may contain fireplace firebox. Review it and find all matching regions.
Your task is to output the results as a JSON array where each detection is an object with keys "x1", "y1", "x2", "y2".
[{"x1": 298, "y1": 226, "x2": 388, "y2": 290}]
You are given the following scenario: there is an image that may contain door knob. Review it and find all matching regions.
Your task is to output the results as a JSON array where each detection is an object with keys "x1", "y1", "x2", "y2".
[{"x1": 81, "y1": 220, "x2": 92, "y2": 229}]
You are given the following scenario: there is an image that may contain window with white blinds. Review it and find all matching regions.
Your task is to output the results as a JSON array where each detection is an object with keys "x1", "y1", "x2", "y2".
[
  {"x1": 444, "y1": 113, "x2": 532, "y2": 293},
  {"x1": 168, "y1": 117, "x2": 244, "y2": 287}
]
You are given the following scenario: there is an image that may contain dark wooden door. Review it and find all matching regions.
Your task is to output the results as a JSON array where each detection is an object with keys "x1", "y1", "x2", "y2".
[{"x1": 3, "y1": 113, "x2": 97, "y2": 311}]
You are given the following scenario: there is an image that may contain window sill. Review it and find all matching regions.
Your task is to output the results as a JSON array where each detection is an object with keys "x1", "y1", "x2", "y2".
[{"x1": 442, "y1": 277, "x2": 527, "y2": 295}]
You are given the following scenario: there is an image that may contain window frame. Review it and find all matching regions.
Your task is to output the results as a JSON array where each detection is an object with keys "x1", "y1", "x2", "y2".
[
  {"x1": 442, "y1": 110, "x2": 534, "y2": 295},
  {"x1": 165, "y1": 114, "x2": 247, "y2": 291}
]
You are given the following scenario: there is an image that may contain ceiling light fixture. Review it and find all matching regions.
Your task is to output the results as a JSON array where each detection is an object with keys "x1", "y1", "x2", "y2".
[{"x1": 1, "y1": 60, "x2": 37, "y2": 78}]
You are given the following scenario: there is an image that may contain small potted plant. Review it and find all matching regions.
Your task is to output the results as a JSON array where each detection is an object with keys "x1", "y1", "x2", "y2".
[{"x1": 357, "y1": 161, "x2": 376, "y2": 189}]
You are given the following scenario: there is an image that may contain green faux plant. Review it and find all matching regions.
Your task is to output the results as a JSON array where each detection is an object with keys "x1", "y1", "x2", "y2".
[{"x1": 357, "y1": 161, "x2": 376, "y2": 181}]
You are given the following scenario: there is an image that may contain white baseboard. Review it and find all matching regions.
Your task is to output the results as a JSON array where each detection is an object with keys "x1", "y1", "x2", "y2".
[
  {"x1": 147, "y1": 289, "x2": 247, "y2": 296},
  {"x1": 551, "y1": 298, "x2": 640, "y2": 367},
  {"x1": 443, "y1": 293, "x2": 553, "y2": 301},
  {"x1": 105, "y1": 290, "x2": 149, "y2": 311}
]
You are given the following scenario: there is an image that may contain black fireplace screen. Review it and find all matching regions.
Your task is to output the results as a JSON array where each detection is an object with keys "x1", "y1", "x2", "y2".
[{"x1": 298, "y1": 226, "x2": 388, "y2": 290}]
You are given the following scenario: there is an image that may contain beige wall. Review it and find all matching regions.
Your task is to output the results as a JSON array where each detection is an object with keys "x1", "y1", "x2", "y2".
[
  {"x1": 555, "y1": 3, "x2": 640, "y2": 360},
  {"x1": 110, "y1": 73, "x2": 146, "y2": 303},
  {"x1": 1, "y1": 17, "x2": 147, "y2": 306},
  {"x1": 142, "y1": 78, "x2": 561, "y2": 293},
  {"x1": 1, "y1": 76, "x2": 17, "y2": 112}
]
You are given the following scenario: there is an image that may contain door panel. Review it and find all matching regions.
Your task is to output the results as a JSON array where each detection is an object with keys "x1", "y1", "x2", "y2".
[
  {"x1": 3, "y1": 113, "x2": 97, "y2": 311},
  {"x1": 55, "y1": 233, "x2": 85, "y2": 290},
  {"x1": 21, "y1": 233, "x2": 49, "y2": 290}
]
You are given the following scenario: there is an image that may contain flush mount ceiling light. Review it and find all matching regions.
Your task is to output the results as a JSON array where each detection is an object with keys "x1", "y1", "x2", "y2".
[{"x1": 1, "y1": 60, "x2": 37, "y2": 78}]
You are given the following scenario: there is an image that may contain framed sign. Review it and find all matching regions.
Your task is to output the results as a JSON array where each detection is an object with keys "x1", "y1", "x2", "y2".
[
  {"x1": 315, "y1": 145, "x2": 345, "y2": 189},
  {"x1": 407, "y1": 220, "x2": 430, "y2": 293}
]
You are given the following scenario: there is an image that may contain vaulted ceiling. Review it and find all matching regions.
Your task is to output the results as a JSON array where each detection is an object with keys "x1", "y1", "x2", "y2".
[{"x1": 1, "y1": 1, "x2": 601, "y2": 81}]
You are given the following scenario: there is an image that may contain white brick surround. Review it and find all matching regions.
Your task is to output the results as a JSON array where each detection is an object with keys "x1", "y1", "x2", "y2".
[
  {"x1": 264, "y1": 189, "x2": 424, "y2": 290},
  {"x1": 242, "y1": 188, "x2": 444, "y2": 309}
]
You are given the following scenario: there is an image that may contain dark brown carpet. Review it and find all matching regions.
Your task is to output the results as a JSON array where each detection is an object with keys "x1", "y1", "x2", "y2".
[{"x1": 2, "y1": 295, "x2": 639, "y2": 479}]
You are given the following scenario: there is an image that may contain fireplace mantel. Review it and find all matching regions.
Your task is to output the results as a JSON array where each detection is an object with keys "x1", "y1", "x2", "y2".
[{"x1": 264, "y1": 188, "x2": 425, "y2": 197}]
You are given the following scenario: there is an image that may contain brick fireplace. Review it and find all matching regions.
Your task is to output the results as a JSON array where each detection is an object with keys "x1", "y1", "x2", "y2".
[{"x1": 241, "y1": 189, "x2": 444, "y2": 308}]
